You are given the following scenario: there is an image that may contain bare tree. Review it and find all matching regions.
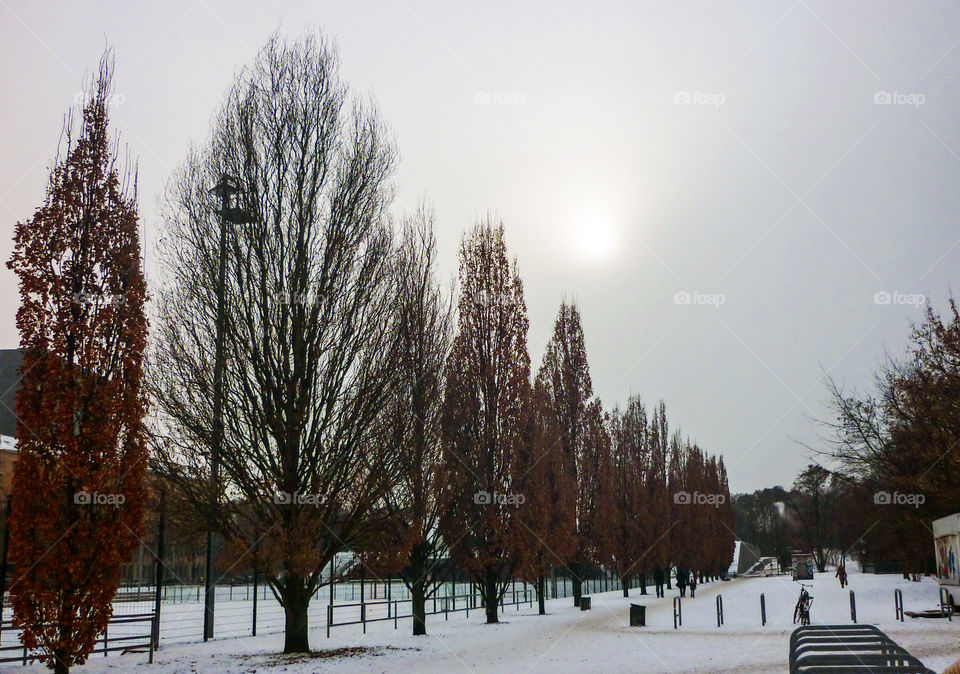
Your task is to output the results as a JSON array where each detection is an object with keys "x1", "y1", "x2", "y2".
[{"x1": 148, "y1": 32, "x2": 399, "y2": 653}]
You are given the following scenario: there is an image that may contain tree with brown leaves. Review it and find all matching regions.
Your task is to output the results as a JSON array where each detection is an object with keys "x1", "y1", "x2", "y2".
[
  {"x1": 6, "y1": 54, "x2": 148, "y2": 674},
  {"x1": 512, "y1": 380, "x2": 577, "y2": 614},
  {"x1": 824, "y1": 299, "x2": 960, "y2": 573},
  {"x1": 537, "y1": 302, "x2": 601, "y2": 606},
  {"x1": 575, "y1": 399, "x2": 617, "y2": 587},
  {"x1": 609, "y1": 396, "x2": 652, "y2": 597},
  {"x1": 364, "y1": 207, "x2": 453, "y2": 635},
  {"x1": 646, "y1": 401, "x2": 672, "y2": 590},
  {"x1": 438, "y1": 219, "x2": 531, "y2": 624}
]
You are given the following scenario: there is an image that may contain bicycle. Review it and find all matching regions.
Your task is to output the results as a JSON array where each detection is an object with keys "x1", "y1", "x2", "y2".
[{"x1": 793, "y1": 582, "x2": 813, "y2": 625}]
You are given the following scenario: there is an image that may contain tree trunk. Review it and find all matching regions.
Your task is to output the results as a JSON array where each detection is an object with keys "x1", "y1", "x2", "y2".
[
  {"x1": 408, "y1": 549, "x2": 428, "y2": 636},
  {"x1": 281, "y1": 578, "x2": 310, "y2": 653},
  {"x1": 639, "y1": 574, "x2": 647, "y2": 594},
  {"x1": 53, "y1": 653, "x2": 69, "y2": 674},
  {"x1": 482, "y1": 571, "x2": 499, "y2": 624},
  {"x1": 411, "y1": 581, "x2": 427, "y2": 635},
  {"x1": 537, "y1": 576, "x2": 546, "y2": 615}
]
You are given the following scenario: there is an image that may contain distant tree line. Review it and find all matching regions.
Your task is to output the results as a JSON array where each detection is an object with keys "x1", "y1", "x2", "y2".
[
  {"x1": 733, "y1": 299, "x2": 960, "y2": 576},
  {"x1": 823, "y1": 299, "x2": 960, "y2": 575}
]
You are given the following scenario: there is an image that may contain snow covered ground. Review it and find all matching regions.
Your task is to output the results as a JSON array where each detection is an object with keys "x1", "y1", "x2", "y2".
[{"x1": 2, "y1": 565, "x2": 958, "y2": 673}]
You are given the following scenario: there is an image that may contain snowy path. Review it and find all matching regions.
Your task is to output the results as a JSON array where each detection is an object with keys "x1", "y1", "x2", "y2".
[{"x1": 2, "y1": 567, "x2": 958, "y2": 672}]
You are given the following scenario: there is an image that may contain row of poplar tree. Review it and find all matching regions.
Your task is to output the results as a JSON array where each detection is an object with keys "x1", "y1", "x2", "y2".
[
  {"x1": 4, "y1": 33, "x2": 731, "y2": 673},
  {"x1": 361, "y1": 220, "x2": 735, "y2": 635}
]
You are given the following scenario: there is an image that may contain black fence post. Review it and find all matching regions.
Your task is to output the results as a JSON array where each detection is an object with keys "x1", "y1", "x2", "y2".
[
  {"x1": 716, "y1": 594, "x2": 724, "y2": 627},
  {"x1": 152, "y1": 490, "x2": 166, "y2": 652},
  {"x1": 894, "y1": 588, "x2": 903, "y2": 622},
  {"x1": 760, "y1": 593, "x2": 766, "y2": 626},
  {"x1": 849, "y1": 590, "x2": 857, "y2": 623},
  {"x1": 252, "y1": 568, "x2": 258, "y2": 636},
  {"x1": 673, "y1": 596, "x2": 682, "y2": 629}
]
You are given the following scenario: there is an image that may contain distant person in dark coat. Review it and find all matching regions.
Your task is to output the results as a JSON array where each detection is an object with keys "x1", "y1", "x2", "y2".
[
  {"x1": 654, "y1": 567, "x2": 665, "y2": 598},
  {"x1": 689, "y1": 577, "x2": 697, "y2": 598},
  {"x1": 676, "y1": 568, "x2": 689, "y2": 597},
  {"x1": 836, "y1": 564, "x2": 848, "y2": 588}
]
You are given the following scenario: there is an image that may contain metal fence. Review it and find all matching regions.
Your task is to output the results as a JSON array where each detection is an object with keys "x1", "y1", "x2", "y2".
[
  {"x1": 0, "y1": 493, "x2": 630, "y2": 667},
  {"x1": 149, "y1": 569, "x2": 625, "y2": 644},
  {"x1": 0, "y1": 614, "x2": 156, "y2": 666}
]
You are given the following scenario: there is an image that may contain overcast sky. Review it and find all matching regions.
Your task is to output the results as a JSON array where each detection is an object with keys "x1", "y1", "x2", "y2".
[{"x1": 1, "y1": 0, "x2": 958, "y2": 493}]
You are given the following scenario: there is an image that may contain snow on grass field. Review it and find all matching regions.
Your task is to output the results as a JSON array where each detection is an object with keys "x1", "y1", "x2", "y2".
[{"x1": 2, "y1": 565, "x2": 958, "y2": 673}]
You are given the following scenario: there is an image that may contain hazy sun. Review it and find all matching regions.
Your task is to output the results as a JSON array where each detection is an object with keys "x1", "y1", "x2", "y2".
[{"x1": 571, "y1": 218, "x2": 617, "y2": 263}]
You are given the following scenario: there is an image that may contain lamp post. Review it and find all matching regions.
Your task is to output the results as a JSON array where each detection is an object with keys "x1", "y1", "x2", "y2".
[{"x1": 204, "y1": 175, "x2": 254, "y2": 642}]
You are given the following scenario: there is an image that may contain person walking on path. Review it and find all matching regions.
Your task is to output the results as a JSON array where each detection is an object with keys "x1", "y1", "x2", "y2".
[
  {"x1": 676, "y1": 568, "x2": 688, "y2": 598},
  {"x1": 689, "y1": 577, "x2": 697, "y2": 598},
  {"x1": 836, "y1": 564, "x2": 848, "y2": 588},
  {"x1": 654, "y1": 567, "x2": 665, "y2": 598}
]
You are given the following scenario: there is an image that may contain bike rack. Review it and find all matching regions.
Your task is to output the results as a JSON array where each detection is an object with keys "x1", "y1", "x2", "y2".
[
  {"x1": 789, "y1": 624, "x2": 936, "y2": 673},
  {"x1": 716, "y1": 594, "x2": 724, "y2": 627},
  {"x1": 894, "y1": 589, "x2": 904, "y2": 622},
  {"x1": 940, "y1": 587, "x2": 953, "y2": 621},
  {"x1": 673, "y1": 596, "x2": 682, "y2": 629}
]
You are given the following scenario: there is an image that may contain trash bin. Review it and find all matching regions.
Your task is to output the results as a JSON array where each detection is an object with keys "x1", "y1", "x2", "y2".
[
  {"x1": 630, "y1": 603, "x2": 646, "y2": 627},
  {"x1": 580, "y1": 596, "x2": 591, "y2": 611}
]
